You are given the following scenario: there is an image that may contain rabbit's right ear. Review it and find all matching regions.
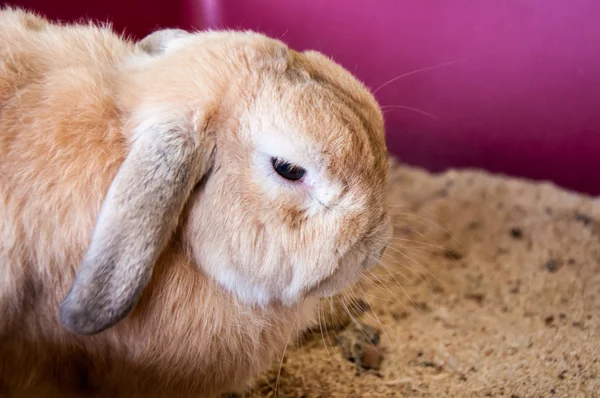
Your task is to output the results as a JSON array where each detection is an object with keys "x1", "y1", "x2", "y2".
[
  {"x1": 59, "y1": 114, "x2": 216, "y2": 335},
  {"x1": 136, "y1": 28, "x2": 192, "y2": 56}
]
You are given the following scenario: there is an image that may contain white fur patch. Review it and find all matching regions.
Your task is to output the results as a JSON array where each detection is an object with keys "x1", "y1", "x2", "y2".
[{"x1": 210, "y1": 265, "x2": 274, "y2": 307}]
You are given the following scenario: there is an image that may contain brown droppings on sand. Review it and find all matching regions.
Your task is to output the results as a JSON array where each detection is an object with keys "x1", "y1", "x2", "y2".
[
  {"x1": 335, "y1": 323, "x2": 383, "y2": 372},
  {"x1": 467, "y1": 221, "x2": 481, "y2": 230},
  {"x1": 442, "y1": 248, "x2": 464, "y2": 260},
  {"x1": 509, "y1": 227, "x2": 523, "y2": 239},
  {"x1": 392, "y1": 311, "x2": 409, "y2": 321},
  {"x1": 465, "y1": 293, "x2": 485, "y2": 305},
  {"x1": 558, "y1": 370, "x2": 568, "y2": 380}
]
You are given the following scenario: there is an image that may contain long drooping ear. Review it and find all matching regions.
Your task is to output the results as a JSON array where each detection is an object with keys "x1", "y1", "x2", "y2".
[{"x1": 60, "y1": 117, "x2": 215, "y2": 335}]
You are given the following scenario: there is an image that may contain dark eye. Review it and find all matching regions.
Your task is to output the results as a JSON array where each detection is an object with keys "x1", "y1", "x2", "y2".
[{"x1": 271, "y1": 157, "x2": 306, "y2": 181}]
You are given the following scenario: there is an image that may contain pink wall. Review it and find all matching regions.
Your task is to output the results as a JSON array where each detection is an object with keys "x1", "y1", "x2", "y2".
[
  {"x1": 201, "y1": 0, "x2": 600, "y2": 195},
  {"x1": 4, "y1": 0, "x2": 600, "y2": 194}
]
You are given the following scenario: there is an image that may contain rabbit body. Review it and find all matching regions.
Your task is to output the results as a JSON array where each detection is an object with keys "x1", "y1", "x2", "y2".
[{"x1": 0, "y1": 7, "x2": 390, "y2": 397}]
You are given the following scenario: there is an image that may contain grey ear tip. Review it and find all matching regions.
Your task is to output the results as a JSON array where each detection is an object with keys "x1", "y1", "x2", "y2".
[{"x1": 59, "y1": 297, "x2": 114, "y2": 336}]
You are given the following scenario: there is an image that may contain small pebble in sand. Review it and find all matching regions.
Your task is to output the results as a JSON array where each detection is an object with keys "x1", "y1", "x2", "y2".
[
  {"x1": 574, "y1": 212, "x2": 592, "y2": 226},
  {"x1": 509, "y1": 227, "x2": 523, "y2": 239},
  {"x1": 545, "y1": 259, "x2": 560, "y2": 273}
]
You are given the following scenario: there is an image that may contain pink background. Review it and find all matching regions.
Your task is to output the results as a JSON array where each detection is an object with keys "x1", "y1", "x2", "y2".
[{"x1": 5, "y1": 0, "x2": 600, "y2": 194}]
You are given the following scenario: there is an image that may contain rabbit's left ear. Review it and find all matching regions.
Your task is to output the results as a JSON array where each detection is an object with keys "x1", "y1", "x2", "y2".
[{"x1": 60, "y1": 115, "x2": 215, "y2": 335}]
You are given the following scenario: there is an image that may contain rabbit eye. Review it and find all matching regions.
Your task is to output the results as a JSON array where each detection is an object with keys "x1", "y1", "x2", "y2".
[{"x1": 271, "y1": 157, "x2": 306, "y2": 181}]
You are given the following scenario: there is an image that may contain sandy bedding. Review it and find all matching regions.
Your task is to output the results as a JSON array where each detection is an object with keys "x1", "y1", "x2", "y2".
[{"x1": 250, "y1": 158, "x2": 600, "y2": 397}]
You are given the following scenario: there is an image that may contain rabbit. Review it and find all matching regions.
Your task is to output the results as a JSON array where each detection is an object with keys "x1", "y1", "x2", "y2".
[{"x1": 0, "y1": 7, "x2": 392, "y2": 397}]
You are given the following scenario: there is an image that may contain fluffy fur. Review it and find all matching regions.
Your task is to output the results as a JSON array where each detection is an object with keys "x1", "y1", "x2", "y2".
[{"x1": 0, "y1": 7, "x2": 391, "y2": 397}]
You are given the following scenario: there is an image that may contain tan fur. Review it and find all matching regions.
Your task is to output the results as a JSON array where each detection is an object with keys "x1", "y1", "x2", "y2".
[{"x1": 0, "y1": 7, "x2": 390, "y2": 397}]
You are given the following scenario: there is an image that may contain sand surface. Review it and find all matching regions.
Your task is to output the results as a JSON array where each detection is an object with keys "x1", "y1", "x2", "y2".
[{"x1": 251, "y1": 158, "x2": 600, "y2": 397}]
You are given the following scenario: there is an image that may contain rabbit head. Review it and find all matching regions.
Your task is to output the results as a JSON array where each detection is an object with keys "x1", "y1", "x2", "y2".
[{"x1": 59, "y1": 29, "x2": 392, "y2": 335}]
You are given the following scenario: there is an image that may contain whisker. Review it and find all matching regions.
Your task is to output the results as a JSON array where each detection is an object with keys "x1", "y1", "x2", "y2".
[
  {"x1": 385, "y1": 245, "x2": 447, "y2": 287},
  {"x1": 390, "y1": 218, "x2": 443, "y2": 245},
  {"x1": 366, "y1": 267, "x2": 418, "y2": 311},
  {"x1": 337, "y1": 293, "x2": 363, "y2": 329},
  {"x1": 338, "y1": 293, "x2": 384, "y2": 356},
  {"x1": 274, "y1": 323, "x2": 295, "y2": 396},
  {"x1": 356, "y1": 282, "x2": 400, "y2": 301},
  {"x1": 317, "y1": 301, "x2": 335, "y2": 365},
  {"x1": 370, "y1": 253, "x2": 436, "y2": 315},
  {"x1": 389, "y1": 210, "x2": 466, "y2": 249},
  {"x1": 347, "y1": 287, "x2": 390, "y2": 340},
  {"x1": 278, "y1": 29, "x2": 289, "y2": 39},
  {"x1": 342, "y1": 291, "x2": 374, "y2": 323},
  {"x1": 372, "y1": 59, "x2": 461, "y2": 94},
  {"x1": 326, "y1": 296, "x2": 345, "y2": 334},
  {"x1": 372, "y1": 250, "x2": 421, "y2": 280},
  {"x1": 381, "y1": 105, "x2": 439, "y2": 121},
  {"x1": 321, "y1": 300, "x2": 338, "y2": 352},
  {"x1": 378, "y1": 255, "x2": 421, "y2": 279},
  {"x1": 361, "y1": 267, "x2": 410, "y2": 288},
  {"x1": 388, "y1": 236, "x2": 447, "y2": 249}
]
